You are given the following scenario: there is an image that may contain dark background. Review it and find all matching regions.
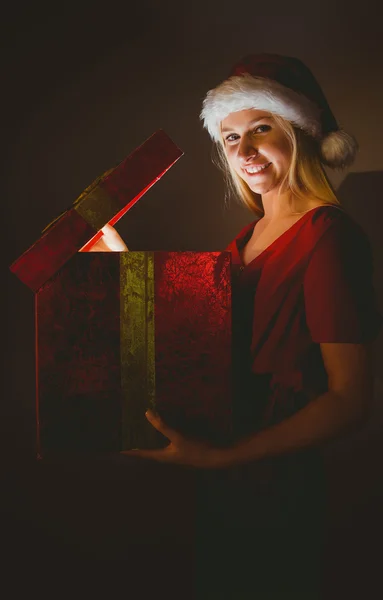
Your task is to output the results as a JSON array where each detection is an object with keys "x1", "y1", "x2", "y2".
[{"x1": 3, "y1": 2, "x2": 383, "y2": 597}]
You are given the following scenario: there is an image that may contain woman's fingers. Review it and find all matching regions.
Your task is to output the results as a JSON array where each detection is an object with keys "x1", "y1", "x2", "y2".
[
  {"x1": 145, "y1": 410, "x2": 185, "y2": 446},
  {"x1": 121, "y1": 445, "x2": 182, "y2": 464},
  {"x1": 87, "y1": 237, "x2": 112, "y2": 252},
  {"x1": 100, "y1": 224, "x2": 129, "y2": 251},
  {"x1": 82, "y1": 224, "x2": 129, "y2": 252},
  {"x1": 122, "y1": 413, "x2": 219, "y2": 468}
]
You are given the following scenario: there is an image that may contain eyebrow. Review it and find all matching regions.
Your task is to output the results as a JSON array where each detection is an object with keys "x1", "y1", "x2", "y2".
[{"x1": 221, "y1": 116, "x2": 273, "y2": 134}]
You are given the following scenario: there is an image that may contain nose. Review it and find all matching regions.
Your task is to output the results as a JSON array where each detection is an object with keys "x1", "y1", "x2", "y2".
[{"x1": 237, "y1": 135, "x2": 259, "y2": 165}]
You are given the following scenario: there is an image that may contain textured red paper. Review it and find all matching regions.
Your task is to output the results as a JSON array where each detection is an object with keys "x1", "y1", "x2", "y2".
[
  {"x1": 36, "y1": 254, "x2": 121, "y2": 454},
  {"x1": 11, "y1": 209, "x2": 95, "y2": 294},
  {"x1": 35, "y1": 252, "x2": 232, "y2": 456},
  {"x1": 154, "y1": 252, "x2": 232, "y2": 445}
]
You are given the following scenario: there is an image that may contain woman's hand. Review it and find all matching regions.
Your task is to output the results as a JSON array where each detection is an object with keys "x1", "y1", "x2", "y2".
[
  {"x1": 121, "y1": 410, "x2": 229, "y2": 469},
  {"x1": 85, "y1": 223, "x2": 129, "y2": 252}
]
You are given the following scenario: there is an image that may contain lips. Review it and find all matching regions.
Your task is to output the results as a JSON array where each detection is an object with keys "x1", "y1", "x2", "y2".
[{"x1": 243, "y1": 162, "x2": 272, "y2": 175}]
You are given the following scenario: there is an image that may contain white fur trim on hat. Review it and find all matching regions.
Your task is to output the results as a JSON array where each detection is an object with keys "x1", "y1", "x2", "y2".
[
  {"x1": 201, "y1": 73, "x2": 323, "y2": 142},
  {"x1": 320, "y1": 130, "x2": 359, "y2": 169}
]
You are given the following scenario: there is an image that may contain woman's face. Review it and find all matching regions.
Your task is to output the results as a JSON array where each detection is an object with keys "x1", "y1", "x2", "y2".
[{"x1": 220, "y1": 109, "x2": 292, "y2": 196}]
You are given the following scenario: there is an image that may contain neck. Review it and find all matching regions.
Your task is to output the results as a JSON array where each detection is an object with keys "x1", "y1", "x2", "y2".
[
  {"x1": 260, "y1": 189, "x2": 295, "y2": 221},
  {"x1": 260, "y1": 189, "x2": 317, "y2": 221}
]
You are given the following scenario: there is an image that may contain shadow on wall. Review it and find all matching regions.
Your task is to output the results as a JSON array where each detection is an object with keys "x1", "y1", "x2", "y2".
[
  {"x1": 324, "y1": 170, "x2": 383, "y2": 511},
  {"x1": 337, "y1": 170, "x2": 383, "y2": 409},
  {"x1": 338, "y1": 170, "x2": 383, "y2": 305},
  {"x1": 320, "y1": 172, "x2": 383, "y2": 599}
]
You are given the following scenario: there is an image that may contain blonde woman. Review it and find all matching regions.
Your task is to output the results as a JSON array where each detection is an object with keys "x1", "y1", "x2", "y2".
[{"x1": 94, "y1": 54, "x2": 382, "y2": 598}]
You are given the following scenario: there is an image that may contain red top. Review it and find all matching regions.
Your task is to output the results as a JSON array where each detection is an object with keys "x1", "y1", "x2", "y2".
[
  {"x1": 196, "y1": 204, "x2": 382, "y2": 598},
  {"x1": 223, "y1": 204, "x2": 382, "y2": 438}
]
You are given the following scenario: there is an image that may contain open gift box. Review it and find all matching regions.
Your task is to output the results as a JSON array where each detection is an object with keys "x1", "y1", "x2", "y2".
[{"x1": 10, "y1": 130, "x2": 233, "y2": 457}]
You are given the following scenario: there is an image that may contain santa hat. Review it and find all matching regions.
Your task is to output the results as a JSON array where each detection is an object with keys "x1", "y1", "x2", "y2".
[{"x1": 201, "y1": 53, "x2": 358, "y2": 169}]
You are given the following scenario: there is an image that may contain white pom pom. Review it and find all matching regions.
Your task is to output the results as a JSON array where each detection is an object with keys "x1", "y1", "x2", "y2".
[{"x1": 320, "y1": 130, "x2": 359, "y2": 169}]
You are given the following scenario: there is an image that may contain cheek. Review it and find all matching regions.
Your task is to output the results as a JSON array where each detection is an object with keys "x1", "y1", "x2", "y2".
[
  {"x1": 224, "y1": 148, "x2": 240, "y2": 172},
  {"x1": 224, "y1": 146, "x2": 235, "y2": 161},
  {"x1": 270, "y1": 142, "x2": 292, "y2": 170}
]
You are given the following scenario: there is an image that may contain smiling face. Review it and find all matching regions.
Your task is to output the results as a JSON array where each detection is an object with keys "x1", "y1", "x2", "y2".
[{"x1": 220, "y1": 108, "x2": 293, "y2": 197}]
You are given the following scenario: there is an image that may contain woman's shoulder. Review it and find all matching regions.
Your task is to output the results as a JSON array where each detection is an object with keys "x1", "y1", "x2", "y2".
[
  {"x1": 306, "y1": 203, "x2": 366, "y2": 239},
  {"x1": 306, "y1": 202, "x2": 354, "y2": 223},
  {"x1": 305, "y1": 203, "x2": 371, "y2": 261}
]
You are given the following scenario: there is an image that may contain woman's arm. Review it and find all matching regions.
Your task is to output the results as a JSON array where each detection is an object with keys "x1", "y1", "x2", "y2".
[
  {"x1": 123, "y1": 342, "x2": 375, "y2": 469},
  {"x1": 217, "y1": 342, "x2": 375, "y2": 468}
]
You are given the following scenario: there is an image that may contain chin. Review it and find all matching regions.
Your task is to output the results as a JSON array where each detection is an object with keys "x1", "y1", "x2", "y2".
[
  {"x1": 245, "y1": 174, "x2": 274, "y2": 193},
  {"x1": 248, "y1": 183, "x2": 271, "y2": 194},
  {"x1": 249, "y1": 177, "x2": 282, "y2": 195}
]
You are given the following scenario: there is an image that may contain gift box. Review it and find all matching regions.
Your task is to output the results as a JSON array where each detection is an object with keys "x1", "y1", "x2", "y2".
[{"x1": 10, "y1": 131, "x2": 233, "y2": 457}]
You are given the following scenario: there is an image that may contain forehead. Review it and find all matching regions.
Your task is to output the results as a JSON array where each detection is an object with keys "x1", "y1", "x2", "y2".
[{"x1": 220, "y1": 108, "x2": 273, "y2": 131}]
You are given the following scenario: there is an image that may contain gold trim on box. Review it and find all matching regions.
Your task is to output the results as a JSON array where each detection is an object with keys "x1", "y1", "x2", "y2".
[
  {"x1": 41, "y1": 167, "x2": 115, "y2": 234},
  {"x1": 120, "y1": 253, "x2": 156, "y2": 450},
  {"x1": 74, "y1": 185, "x2": 121, "y2": 231}
]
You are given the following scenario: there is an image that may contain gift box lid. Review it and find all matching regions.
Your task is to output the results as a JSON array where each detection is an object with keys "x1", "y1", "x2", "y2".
[{"x1": 9, "y1": 129, "x2": 183, "y2": 292}]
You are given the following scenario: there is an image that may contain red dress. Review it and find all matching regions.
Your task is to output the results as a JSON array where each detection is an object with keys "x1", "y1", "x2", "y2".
[
  {"x1": 227, "y1": 204, "x2": 381, "y2": 434},
  {"x1": 194, "y1": 205, "x2": 382, "y2": 599}
]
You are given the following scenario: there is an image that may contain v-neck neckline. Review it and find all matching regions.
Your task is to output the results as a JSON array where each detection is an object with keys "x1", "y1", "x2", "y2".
[{"x1": 236, "y1": 204, "x2": 343, "y2": 269}]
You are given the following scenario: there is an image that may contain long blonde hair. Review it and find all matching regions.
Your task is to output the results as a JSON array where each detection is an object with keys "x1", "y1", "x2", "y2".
[{"x1": 212, "y1": 114, "x2": 341, "y2": 217}]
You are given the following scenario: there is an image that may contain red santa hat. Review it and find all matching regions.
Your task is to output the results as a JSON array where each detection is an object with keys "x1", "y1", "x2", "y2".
[{"x1": 200, "y1": 53, "x2": 358, "y2": 169}]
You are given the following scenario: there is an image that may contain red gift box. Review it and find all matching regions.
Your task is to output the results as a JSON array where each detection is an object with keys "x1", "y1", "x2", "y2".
[
  {"x1": 34, "y1": 251, "x2": 232, "y2": 455},
  {"x1": 10, "y1": 130, "x2": 233, "y2": 457}
]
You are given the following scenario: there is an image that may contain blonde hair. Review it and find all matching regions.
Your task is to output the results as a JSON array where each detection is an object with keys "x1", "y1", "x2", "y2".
[{"x1": 213, "y1": 114, "x2": 341, "y2": 217}]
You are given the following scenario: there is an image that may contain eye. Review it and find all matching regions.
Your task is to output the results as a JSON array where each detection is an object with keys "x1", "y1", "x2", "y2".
[
  {"x1": 224, "y1": 133, "x2": 239, "y2": 143},
  {"x1": 253, "y1": 124, "x2": 271, "y2": 134}
]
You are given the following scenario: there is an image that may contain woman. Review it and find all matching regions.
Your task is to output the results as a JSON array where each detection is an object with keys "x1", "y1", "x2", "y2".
[{"x1": 89, "y1": 54, "x2": 381, "y2": 598}]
